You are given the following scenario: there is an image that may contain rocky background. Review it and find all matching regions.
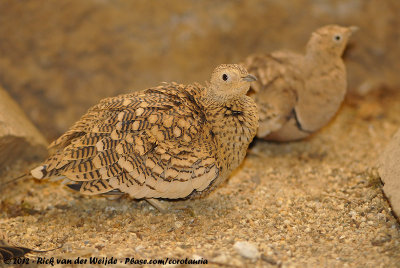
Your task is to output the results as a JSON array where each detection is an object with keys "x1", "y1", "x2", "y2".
[
  {"x1": 0, "y1": 0, "x2": 399, "y2": 140},
  {"x1": 1, "y1": 0, "x2": 400, "y2": 267}
]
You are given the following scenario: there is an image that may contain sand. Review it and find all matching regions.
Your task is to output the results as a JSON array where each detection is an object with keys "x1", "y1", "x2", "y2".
[{"x1": 1, "y1": 90, "x2": 400, "y2": 267}]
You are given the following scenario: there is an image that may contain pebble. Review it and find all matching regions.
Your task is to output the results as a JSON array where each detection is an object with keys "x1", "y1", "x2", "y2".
[
  {"x1": 212, "y1": 254, "x2": 229, "y2": 263},
  {"x1": 174, "y1": 221, "x2": 183, "y2": 229},
  {"x1": 349, "y1": 210, "x2": 357, "y2": 217},
  {"x1": 105, "y1": 206, "x2": 116, "y2": 212},
  {"x1": 233, "y1": 241, "x2": 260, "y2": 259},
  {"x1": 192, "y1": 254, "x2": 204, "y2": 261}
]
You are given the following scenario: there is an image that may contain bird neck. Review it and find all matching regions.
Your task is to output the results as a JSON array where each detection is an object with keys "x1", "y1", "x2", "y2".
[
  {"x1": 202, "y1": 86, "x2": 240, "y2": 106},
  {"x1": 304, "y1": 46, "x2": 342, "y2": 68}
]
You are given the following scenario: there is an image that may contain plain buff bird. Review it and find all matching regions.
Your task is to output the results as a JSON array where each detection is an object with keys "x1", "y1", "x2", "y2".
[{"x1": 243, "y1": 24, "x2": 358, "y2": 141}]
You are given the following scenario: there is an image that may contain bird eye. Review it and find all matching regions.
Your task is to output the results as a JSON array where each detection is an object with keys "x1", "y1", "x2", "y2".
[
  {"x1": 333, "y1": 35, "x2": 342, "y2": 42},
  {"x1": 222, "y1": 74, "x2": 228, "y2": 81}
]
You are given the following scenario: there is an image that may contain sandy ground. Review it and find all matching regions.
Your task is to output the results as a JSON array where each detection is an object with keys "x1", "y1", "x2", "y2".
[{"x1": 1, "y1": 89, "x2": 400, "y2": 267}]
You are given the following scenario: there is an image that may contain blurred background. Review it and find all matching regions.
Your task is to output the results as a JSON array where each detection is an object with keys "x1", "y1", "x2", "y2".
[{"x1": 0, "y1": 0, "x2": 399, "y2": 141}]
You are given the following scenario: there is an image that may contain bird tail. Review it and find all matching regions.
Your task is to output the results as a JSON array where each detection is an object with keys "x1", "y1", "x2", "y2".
[
  {"x1": 0, "y1": 159, "x2": 66, "y2": 189},
  {"x1": 0, "y1": 172, "x2": 30, "y2": 188},
  {"x1": 30, "y1": 164, "x2": 49, "y2": 179},
  {"x1": 30, "y1": 151, "x2": 68, "y2": 180}
]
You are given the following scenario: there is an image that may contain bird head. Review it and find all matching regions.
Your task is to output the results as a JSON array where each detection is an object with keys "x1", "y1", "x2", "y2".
[
  {"x1": 207, "y1": 64, "x2": 257, "y2": 102},
  {"x1": 306, "y1": 24, "x2": 358, "y2": 57}
]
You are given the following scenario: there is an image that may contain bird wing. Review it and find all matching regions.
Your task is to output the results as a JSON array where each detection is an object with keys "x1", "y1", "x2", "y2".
[
  {"x1": 35, "y1": 83, "x2": 219, "y2": 199},
  {"x1": 47, "y1": 92, "x2": 140, "y2": 152},
  {"x1": 243, "y1": 51, "x2": 302, "y2": 138}
]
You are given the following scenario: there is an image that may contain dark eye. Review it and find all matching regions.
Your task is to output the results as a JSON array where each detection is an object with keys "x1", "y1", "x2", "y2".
[
  {"x1": 334, "y1": 35, "x2": 342, "y2": 41},
  {"x1": 222, "y1": 74, "x2": 228, "y2": 81}
]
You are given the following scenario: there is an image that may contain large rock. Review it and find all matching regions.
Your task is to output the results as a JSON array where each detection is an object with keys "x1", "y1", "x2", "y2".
[
  {"x1": 379, "y1": 128, "x2": 400, "y2": 219},
  {"x1": 0, "y1": 86, "x2": 48, "y2": 176}
]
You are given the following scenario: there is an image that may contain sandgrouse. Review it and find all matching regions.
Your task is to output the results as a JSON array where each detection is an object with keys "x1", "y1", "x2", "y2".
[
  {"x1": 243, "y1": 24, "x2": 358, "y2": 141},
  {"x1": 30, "y1": 64, "x2": 258, "y2": 201}
]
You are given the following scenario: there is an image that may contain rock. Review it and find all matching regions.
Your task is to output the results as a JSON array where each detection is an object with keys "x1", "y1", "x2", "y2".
[
  {"x1": 233, "y1": 241, "x2": 260, "y2": 260},
  {"x1": 212, "y1": 254, "x2": 229, "y2": 264},
  {"x1": 0, "y1": 86, "x2": 48, "y2": 176},
  {"x1": 379, "y1": 128, "x2": 400, "y2": 219}
]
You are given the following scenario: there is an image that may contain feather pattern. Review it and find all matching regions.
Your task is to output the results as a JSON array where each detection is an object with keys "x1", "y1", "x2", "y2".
[{"x1": 31, "y1": 64, "x2": 258, "y2": 199}]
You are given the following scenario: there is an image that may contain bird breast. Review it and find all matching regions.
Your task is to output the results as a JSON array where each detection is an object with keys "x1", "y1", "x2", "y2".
[
  {"x1": 204, "y1": 96, "x2": 258, "y2": 181},
  {"x1": 296, "y1": 60, "x2": 347, "y2": 132}
]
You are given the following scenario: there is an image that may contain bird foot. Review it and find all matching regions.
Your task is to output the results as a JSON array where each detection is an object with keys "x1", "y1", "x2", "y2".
[{"x1": 145, "y1": 198, "x2": 167, "y2": 213}]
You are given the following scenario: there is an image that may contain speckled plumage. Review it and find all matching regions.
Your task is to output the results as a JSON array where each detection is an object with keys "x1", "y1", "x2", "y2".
[
  {"x1": 31, "y1": 64, "x2": 258, "y2": 199},
  {"x1": 243, "y1": 25, "x2": 357, "y2": 141}
]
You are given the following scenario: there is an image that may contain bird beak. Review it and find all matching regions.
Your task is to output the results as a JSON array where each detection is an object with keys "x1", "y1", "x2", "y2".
[
  {"x1": 242, "y1": 74, "x2": 257, "y2": 82},
  {"x1": 349, "y1": 26, "x2": 359, "y2": 34}
]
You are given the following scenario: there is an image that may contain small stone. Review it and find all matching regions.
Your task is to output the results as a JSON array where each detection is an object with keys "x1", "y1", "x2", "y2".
[
  {"x1": 174, "y1": 221, "x2": 183, "y2": 229},
  {"x1": 135, "y1": 245, "x2": 144, "y2": 252},
  {"x1": 212, "y1": 254, "x2": 229, "y2": 263},
  {"x1": 192, "y1": 254, "x2": 204, "y2": 261},
  {"x1": 105, "y1": 206, "x2": 116, "y2": 212},
  {"x1": 95, "y1": 243, "x2": 105, "y2": 250},
  {"x1": 233, "y1": 241, "x2": 260, "y2": 260},
  {"x1": 261, "y1": 253, "x2": 277, "y2": 265}
]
